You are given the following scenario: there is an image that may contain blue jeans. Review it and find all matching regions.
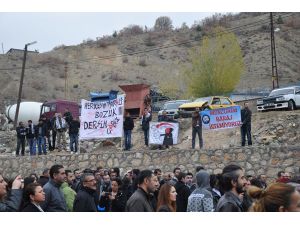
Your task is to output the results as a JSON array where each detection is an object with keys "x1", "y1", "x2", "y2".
[
  {"x1": 69, "y1": 133, "x2": 78, "y2": 152},
  {"x1": 124, "y1": 130, "x2": 132, "y2": 150},
  {"x1": 37, "y1": 136, "x2": 46, "y2": 154},
  {"x1": 27, "y1": 138, "x2": 36, "y2": 155},
  {"x1": 16, "y1": 138, "x2": 25, "y2": 156}
]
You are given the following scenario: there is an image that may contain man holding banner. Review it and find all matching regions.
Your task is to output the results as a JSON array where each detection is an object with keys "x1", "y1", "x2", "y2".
[
  {"x1": 192, "y1": 108, "x2": 203, "y2": 149},
  {"x1": 240, "y1": 102, "x2": 252, "y2": 146}
]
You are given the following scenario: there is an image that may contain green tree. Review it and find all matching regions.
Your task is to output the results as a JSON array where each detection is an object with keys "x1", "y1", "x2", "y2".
[{"x1": 183, "y1": 27, "x2": 244, "y2": 97}]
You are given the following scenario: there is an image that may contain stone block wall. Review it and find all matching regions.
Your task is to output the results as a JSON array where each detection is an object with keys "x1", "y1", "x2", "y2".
[{"x1": 0, "y1": 145, "x2": 299, "y2": 180}]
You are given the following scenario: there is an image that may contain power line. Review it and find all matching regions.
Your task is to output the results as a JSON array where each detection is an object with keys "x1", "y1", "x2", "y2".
[{"x1": 0, "y1": 12, "x2": 296, "y2": 71}]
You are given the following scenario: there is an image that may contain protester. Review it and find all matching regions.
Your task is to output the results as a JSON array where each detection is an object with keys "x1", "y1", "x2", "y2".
[
  {"x1": 157, "y1": 183, "x2": 177, "y2": 212},
  {"x1": 187, "y1": 170, "x2": 214, "y2": 212},
  {"x1": 54, "y1": 113, "x2": 67, "y2": 151},
  {"x1": 68, "y1": 118, "x2": 80, "y2": 154},
  {"x1": 241, "y1": 102, "x2": 252, "y2": 146},
  {"x1": 40, "y1": 165, "x2": 67, "y2": 212},
  {"x1": 191, "y1": 108, "x2": 203, "y2": 149},
  {"x1": 141, "y1": 108, "x2": 152, "y2": 147},
  {"x1": 99, "y1": 177, "x2": 127, "y2": 212},
  {"x1": 0, "y1": 174, "x2": 23, "y2": 212},
  {"x1": 248, "y1": 182, "x2": 300, "y2": 212},
  {"x1": 26, "y1": 120, "x2": 36, "y2": 156},
  {"x1": 21, "y1": 183, "x2": 45, "y2": 212},
  {"x1": 126, "y1": 170, "x2": 156, "y2": 212},
  {"x1": 37, "y1": 168, "x2": 50, "y2": 187},
  {"x1": 73, "y1": 173, "x2": 98, "y2": 212},
  {"x1": 16, "y1": 121, "x2": 26, "y2": 156},
  {"x1": 34, "y1": 119, "x2": 47, "y2": 155},
  {"x1": 216, "y1": 164, "x2": 247, "y2": 212},
  {"x1": 123, "y1": 111, "x2": 134, "y2": 151},
  {"x1": 61, "y1": 170, "x2": 77, "y2": 211},
  {"x1": 174, "y1": 172, "x2": 191, "y2": 212}
]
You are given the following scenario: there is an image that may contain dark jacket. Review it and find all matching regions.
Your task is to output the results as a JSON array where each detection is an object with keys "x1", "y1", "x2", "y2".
[
  {"x1": 68, "y1": 120, "x2": 80, "y2": 135},
  {"x1": 73, "y1": 187, "x2": 97, "y2": 212},
  {"x1": 99, "y1": 191, "x2": 127, "y2": 212},
  {"x1": 16, "y1": 126, "x2": 26, "y2": 139},
  {"x1": 63, "y1": 111, "x2": 73, "y2": 124},
  {"x1": 26, "y1": 124, "x2": 35, "y2": 139},
  {"x1": 174, "y1": 181, "x2": 191, "y2": 212},
  {"x1": 34, "y1": 123, "x2": 48, "y2": 138},
  {"x1": 125, "y1": 188, "x2": 154, "y2": 212},
  {"x1": 157, "y1": 204, "x2": 172, "y2": 212},
  {"x1": 0, "y1": 189, "x2": 23, "y2": 212},
  {"x1": 192, "y1": 112, "x2": 201, "y2": 128},
  {"x1": 40, "y1": 179, "x2": 67, "y2": 212},
  {"x1": 241, "y1": 108, "x2": 252, "y2": 127},
  {"x1": 123, "y1": 117, "x2": 134, "y2": 131},
  {"x1": 158, "y1": 115, "x2": 173, "y2": 122},
  {"x1": 21, "y1": 202, "x2": 43, "y2": 212},
  {"x1": 141, "y1": 114, "x2": 152, "y2": 131},
  {"x1": 37, "y1": 176, "x2": 49, "y2": 187},
  {"x1": 215, "y1": 191, "x2": 243, "y2": 212}
]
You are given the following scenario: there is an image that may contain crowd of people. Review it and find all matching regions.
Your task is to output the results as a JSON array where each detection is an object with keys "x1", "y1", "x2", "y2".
[
  {"x1": 1, "y1": 163, "x2": 299, "y2": 212},
  {"x1": 14, "y1": 101, "x2": 253, "y2": 156},
  {"x1": 15, "y1": 108, "x2": 80, "y2": 156}
]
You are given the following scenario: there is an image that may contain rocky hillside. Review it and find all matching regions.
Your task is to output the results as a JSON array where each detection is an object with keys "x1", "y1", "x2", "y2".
[{"x1": 0, "y1": 12, "x2": 300, "y2": 112}]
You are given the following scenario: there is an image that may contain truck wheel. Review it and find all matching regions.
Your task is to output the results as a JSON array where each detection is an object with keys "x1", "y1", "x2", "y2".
[{"x1": 288, "y1": 100, "x2": 295, "y2": 111}]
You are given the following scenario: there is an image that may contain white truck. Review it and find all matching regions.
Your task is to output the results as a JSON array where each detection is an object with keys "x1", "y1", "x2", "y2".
[{"x1": 257, "y1": 86, "x2": 300, "y2": 111}]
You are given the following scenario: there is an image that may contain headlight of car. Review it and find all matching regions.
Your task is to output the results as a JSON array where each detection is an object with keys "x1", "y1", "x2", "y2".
[
  {"x1": 276, "y1": 97, "x2": 285, "y2": 101},
  {"x1": 257, "y1": 100, "x2": 263, "y2": 105}
]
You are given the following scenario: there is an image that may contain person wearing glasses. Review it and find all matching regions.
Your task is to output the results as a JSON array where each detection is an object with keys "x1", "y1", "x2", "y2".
[{"x1": 73, "y1": 173, "x2": 98, "y2": 212}]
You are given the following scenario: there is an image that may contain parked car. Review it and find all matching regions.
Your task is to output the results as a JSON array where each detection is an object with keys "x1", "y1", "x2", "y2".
[
  {"x1": 257, "y1": 86, "x2": 300, "y2": 111},
  {"x1": 158, "y1": 100, "x2": 191, "y2": 119},
  {"x1": 178, "y1": 96, "x2": 235, "y2": 118}
]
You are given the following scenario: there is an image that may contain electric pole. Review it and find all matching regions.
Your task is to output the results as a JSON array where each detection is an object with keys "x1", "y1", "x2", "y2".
[
  {"x1": 270, "y1": 12, "x2": 279, "y2": 89},
  {"x1": 64, "y1": 62, "x2": 68, "y2": 99},
  {"x1": 14, "y1": 41, "x2": 37, "y2": 128}
]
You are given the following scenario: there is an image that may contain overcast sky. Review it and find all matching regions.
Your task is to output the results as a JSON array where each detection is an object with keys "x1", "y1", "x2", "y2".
[{"x1": 0, "y1": 12, "x2": 216, "y2": 53}]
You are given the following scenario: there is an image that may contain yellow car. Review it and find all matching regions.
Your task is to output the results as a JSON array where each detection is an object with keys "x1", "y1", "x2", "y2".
[{"x1": 178, "y1": 96, "x2": 235, "y2": 117}]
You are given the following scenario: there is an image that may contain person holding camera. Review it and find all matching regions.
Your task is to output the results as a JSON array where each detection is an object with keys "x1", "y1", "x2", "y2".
[
  {"x1": 99, "y1": 177, "x2": 127, "y2": 212},
  {"x1": 0, "y1": 174, "x2": 23, "y2": 212}
]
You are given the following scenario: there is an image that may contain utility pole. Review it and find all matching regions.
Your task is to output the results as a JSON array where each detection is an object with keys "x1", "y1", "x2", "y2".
[
  {"x1": 270, "y1": 12, "x2": 279, "y2": 89},
  {"x1": 1, "y1": 43, "x2": 4, "y2": 54},
  {"x1": 64, "y1": 62, "x2": 68, "y2": 99},
  {"x1": 14, "y1": 41, "x2": 37, "y2": 128}
]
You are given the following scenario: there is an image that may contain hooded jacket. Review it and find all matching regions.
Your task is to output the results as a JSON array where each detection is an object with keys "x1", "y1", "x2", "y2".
[{"x1": 187, "y1": 171, "x2": 214, "y2": 212}]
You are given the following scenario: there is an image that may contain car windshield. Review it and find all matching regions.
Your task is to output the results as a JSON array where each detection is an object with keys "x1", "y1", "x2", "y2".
[
  {"x1": 194, "y1": 97, "x2": 211, "y2": 102},
  {"x1": 269, "y1": 88, "x2": 294, "y2": 97},
  {"x1": 163, "y1": 102, "x2": 186, "y2": 110}
]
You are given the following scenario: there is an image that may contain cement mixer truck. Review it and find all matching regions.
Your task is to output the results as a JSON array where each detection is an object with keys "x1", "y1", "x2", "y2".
[{"x1": 5, "y1": 99, "x2": 80, "y2": 124}]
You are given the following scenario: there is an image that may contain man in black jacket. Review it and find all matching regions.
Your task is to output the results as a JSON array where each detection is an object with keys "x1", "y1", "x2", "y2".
[
  {"x1": 73, "y1": 173, "x2": 97, "y2": 212},
  {"x1": 68, "y1": 118, "x2": 80, "y2": 154},
  {"x1": 126, "y1": 170, "x2": 157, "y2": 212},
  {"x1": 141, "y1": 108, "x2": 152, "y2": 147},
  {"x1": 16, "y1": 121, "x2": 26, "y2": 156},
  {"x1": 216, "y1": 164, "x2": 247, "y2": 212},
  {"x1": 26, "y1": 120, "x2": 36, "y2": 156},
  {"x1": 174, "y1": 172, "x2": 191, "y2": 212},
  {"x1": 123, "y1": 111, "x2": 134, "y2": 151},
  {"x1": 240, "y1": 102, "x2": 252, "y2": 146}
]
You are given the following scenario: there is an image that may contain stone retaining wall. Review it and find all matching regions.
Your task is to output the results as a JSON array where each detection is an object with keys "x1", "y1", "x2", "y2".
[{"x1": 0, "y1": 145, "x2": 299, "y2": 180}]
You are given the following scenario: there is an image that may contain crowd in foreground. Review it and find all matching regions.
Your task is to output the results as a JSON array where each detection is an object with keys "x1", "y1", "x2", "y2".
[{"x1": 0, "y1": 164, "x2": 300, "y2": 212}]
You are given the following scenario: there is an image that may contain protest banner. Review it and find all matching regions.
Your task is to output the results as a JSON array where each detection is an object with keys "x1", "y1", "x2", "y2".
[
  {"x1": 79, "y1": 95, "x2": 125, "y2": 139},
  {"x1": 149, "y1": 122, "x2": 179, "y2": 145},
  {"x1": 201, "y1": 106, "x2": 241, "y2": 130}
]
